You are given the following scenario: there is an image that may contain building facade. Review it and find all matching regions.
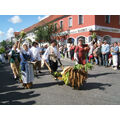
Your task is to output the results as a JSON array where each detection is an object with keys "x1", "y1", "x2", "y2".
[{"x1": 14, "y1": 15, "x2": 120, "y2": 45}]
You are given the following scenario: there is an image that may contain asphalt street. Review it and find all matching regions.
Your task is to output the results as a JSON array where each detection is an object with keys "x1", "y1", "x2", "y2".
[{"x1": 0, "y1": 59, "x2": 120, "y2": 105}]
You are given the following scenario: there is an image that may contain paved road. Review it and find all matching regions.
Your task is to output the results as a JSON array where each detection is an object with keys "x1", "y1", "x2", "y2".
[{"x1": 0, "y1": 60, "x2": 120, "y2": 105}]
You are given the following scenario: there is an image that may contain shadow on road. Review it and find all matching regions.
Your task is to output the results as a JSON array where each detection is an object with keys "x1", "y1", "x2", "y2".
[
  {"x1": 33, "y1": 81, "x2": 64, "y2": 89},
  {"x1": 0, "y1": 63, "x2": 40, "y2": 105},
  {"x1": 88, "y1": 72, "x2": 118, "y2": 78},
  {"x1": 80, "y1": 82, "x2": 112, "y2": 91},
  {"x1": 0, "y1": 91, "x2": 40, "y2": 105}
]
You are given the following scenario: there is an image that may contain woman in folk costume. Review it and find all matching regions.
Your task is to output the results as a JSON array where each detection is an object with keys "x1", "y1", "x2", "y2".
[
  {"x1": 74, "y1": 38, "x2": 90, "y2": 65},
  {"x1": 9, "y1": 42, "x2": 21, "y2": 80},
  {"x1": 20, "y1": 43, "x2": 35, "y2": 89},
  {"x1": 42, "y1": 40, "x2": 61, "y2": 73}
]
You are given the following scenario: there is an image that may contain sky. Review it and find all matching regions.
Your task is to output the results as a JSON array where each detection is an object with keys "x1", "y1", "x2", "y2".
[{"x1": 0, "y1": 15, "x2": 47, "y2": 42}]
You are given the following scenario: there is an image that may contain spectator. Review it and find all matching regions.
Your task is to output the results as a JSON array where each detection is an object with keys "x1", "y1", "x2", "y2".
[
  {"x1": 97, "y1": 43, "x2": 103, "y2": 66},
  {"x1": 67, "y1": 43, "x2": 71, "y2": 58},
  {"x1": 70, "y1": 43, "x2": 75, "y2": 60},
  {"x1": 88, "y1": 40, "x2": 94, "y2": 64},
  {"x1": 101, "y1": 41, "x2": 110, "y2": 67},
  {"x1": 93, "y1": 44, "x2": 99, "y2": 65},
  {"x1": 111, "y1": 42, "x2": 119, "y2": 70},
  {"x1": 64, "y1": 45, "x2": 68, "y2": 58},
  {"x1": 118, "y1": 42, "x2": 120, "y2": 68}
]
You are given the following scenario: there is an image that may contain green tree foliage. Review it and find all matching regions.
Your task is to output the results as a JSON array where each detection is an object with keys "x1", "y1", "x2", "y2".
[
  {"x1": 0, "y1": 40, "x2": 7, "y2": 48},
  {"x1": 34, "y1": 23, "x2": 60, "y2": 43},
  {"x1": 0, "y1": 46, "x2": 5, "y2": 54}
]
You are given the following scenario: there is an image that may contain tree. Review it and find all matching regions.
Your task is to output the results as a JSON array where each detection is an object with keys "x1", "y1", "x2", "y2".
[
  {"x1": 34, "y1": 23, "x2": 61, "y2": 43},
  {"x1": 0, "y1": 46, "x2": 5, "y2": 54},
  {"x1": 0, "y1": 40, "x2": 7, "y2": 48}
]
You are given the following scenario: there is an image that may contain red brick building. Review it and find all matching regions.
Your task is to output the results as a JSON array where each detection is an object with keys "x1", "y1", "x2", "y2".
[{"x1": 15, "y1": 15, "x2": 120, "y2": 45}]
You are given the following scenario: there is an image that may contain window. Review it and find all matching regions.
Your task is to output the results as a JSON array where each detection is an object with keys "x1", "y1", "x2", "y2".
[
  {"x1": 60, "y1": 21, "x2": 63, "y2": 29},
  {"x1": 78, "y1": 15, "x2": 83, "y2": 24},
  {"x1": 68, "y1": 17, "x2": 72, "y2": 27},
  {"x1": 105, "y1": 15, "x2": 110, "y2": 24},
  {"x1": 119, "y1": 16, "x2": 120, "y2": 25}
]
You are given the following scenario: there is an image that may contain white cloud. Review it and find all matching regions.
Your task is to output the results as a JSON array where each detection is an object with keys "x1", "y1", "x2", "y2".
[
  {"x1": 38, "y1": 16, "x2": 42, "y2": 21},
  {"x1": 7, "y1": 28, "x2": 14, "y2": 38},
  {"x1": 0, "y1": 30, "x2": 4, "y2": 36},
  {"x1": 38, "y1": 15, "x2": 49, "y2": 21},
  {"x1": 9, "y1": 15, "x2": 22, "y2": 24}
]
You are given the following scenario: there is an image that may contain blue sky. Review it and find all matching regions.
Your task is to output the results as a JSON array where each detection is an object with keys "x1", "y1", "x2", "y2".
[{"x1": 0, "y1": 15, "x2": 47, "y2": 42}]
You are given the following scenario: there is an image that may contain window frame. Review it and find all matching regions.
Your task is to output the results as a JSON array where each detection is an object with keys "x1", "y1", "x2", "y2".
[
  {"x1": 78, "y1": 15, "x2": 84, "y2": 25},
  {"x1": 68, "y1": 17, "x2": 73, "y2": 27},
  {"x1": 60, "y1": 20, "x2": 63, "y2": 29},
  {"x1": 119, "y1": 15, "x2": 120, "y2": 25},
  {"x1": 105, "y1": 15, "x2": 111, "y2": 24}
]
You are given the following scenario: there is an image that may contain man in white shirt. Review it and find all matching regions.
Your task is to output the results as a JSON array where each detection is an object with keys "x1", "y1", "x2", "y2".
[
  {"x1": 30, "y1": 41, "x2": 42, "y2": 74},
  {"x1": 42, "y1": 40, "x2": 61, "y2": 73}
]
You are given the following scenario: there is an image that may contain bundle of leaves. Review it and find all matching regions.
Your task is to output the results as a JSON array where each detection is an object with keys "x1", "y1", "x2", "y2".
[
  {"x1": 53, "y1": 71, "x2": 62, "y2": 77},
  {"x1": 60, "y1": 63, "x2": 93, "y2": 88},
  {"x1": 20, "y1": 31, "x2": 26, "y2": 38},
  {"x1": 74, "y1": 63, "x2": 93, "y2": 72}
]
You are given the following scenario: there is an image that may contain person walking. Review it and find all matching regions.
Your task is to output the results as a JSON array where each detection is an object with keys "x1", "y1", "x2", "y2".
[
  {"x1": 30, "y1": 41, "x2": 42, "y2": 74},
  {"x1": 101, "y1": 41, "x2": 110, "y2": 67},
  {"x1": 74, "y1": 38, "x2": 89, "y2": 65},
  {"x1": 9, "y1": 43, "x2": 21, "y2": 80},
  {"x1": 42, "y1": 40, "x2": 61, "y2": 73},
  {"x1": 20, "y1": 43, "x2": 35, "y2": 89}
]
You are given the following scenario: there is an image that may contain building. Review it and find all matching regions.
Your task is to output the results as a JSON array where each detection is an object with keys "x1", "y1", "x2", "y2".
[{"x1": 14, "y1": 15, "x2": 120, "y2": 45}]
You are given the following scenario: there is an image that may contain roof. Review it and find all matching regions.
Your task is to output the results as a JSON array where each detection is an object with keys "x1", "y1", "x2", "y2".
[
  {"x1": 17, "y1": 15, "x2": 66, "y2": 34},
  {"x1": 14, "y1": 32, "x2": 20, "y2": 37}
]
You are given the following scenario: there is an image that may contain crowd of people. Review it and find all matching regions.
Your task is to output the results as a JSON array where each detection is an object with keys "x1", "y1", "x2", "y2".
[
  {"x1": 2, "y1": 37, "x2": 120, "y2": 89},
  {"x1": 58, "y1": 38, "x2": 120, "y2": 70},
  {"x1": 8, "y1": 39, "x2": 61, "y2": 89}
]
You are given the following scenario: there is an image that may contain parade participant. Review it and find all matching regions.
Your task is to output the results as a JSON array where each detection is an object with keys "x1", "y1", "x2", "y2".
[
  {"x1": 42, "y1": 40, "x2": 61, "y2": 73},
  {"x1": 30, "y1": 41, "x2": 42, "y2": 74},
  {"x1": 9, "y1": 43, "x2": 21, "y2": 80},
  {"x1": 20, "y1": 43, "x2": 34, "y2": 89},
  {"x1": 111, "y1": 42, "x2": 119, "y2": 70},
  {"x1": 101, "y1": 41, "x2": 110, "y2": 67},
  {"x1": 74, "y1": 38, "x2": 89, "y2": 65}
]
